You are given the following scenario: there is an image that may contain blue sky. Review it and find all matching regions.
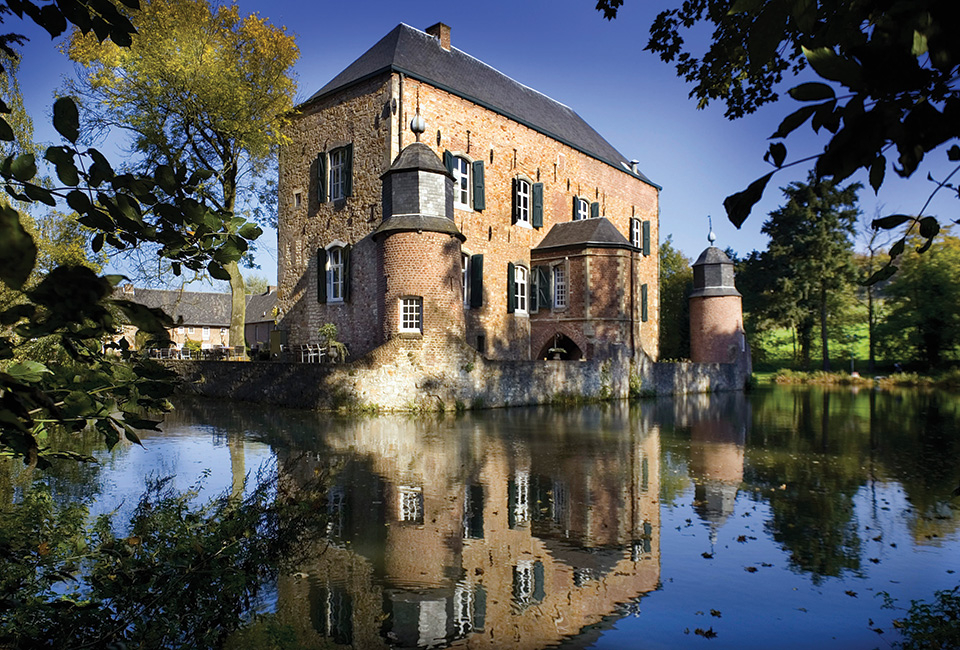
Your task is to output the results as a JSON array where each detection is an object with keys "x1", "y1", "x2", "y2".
[{"x1": 13, "y1": 0, "x2": 954, "y2": 285}]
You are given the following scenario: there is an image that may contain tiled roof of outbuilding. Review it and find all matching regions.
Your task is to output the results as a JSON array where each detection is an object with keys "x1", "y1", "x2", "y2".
[
  {"x1": 533, "y1": 217, "x2": 635, "y2": 252},
  {"x1": 124, "y1": 289, "x2": 232, "y2": 327},
  {"x1": 307, "y1": 23, "x2": 658, "y2": 189},
  {"x1": 118, "y1": 288, "x2": 278, "y2": 326}
]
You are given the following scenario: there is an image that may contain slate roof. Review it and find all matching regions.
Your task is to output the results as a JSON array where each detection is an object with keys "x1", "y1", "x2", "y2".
[
  {"x1": 533, "y1": 217, "x2": 635, "y2": 252},
  {"x1": 382, "y1": 141, "x2": 451, "y2": 177},
  {"x1": 693, "y1": 246, "x2": 733, "y2": 267},
  {"x1": 118, "y1": 288, "x2": 278, "y2": 326},
  {"x1": 307, "y1": 24, "x2": 659, "y2": 189},
  {"x1": 245, "y1": 290, "x2": 278, "y2": 324}
]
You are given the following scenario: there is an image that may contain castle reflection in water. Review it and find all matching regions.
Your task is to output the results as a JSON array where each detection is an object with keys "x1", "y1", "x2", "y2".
[{"x1": 245, "y1": 394, "x2": 747, "y2": 649}]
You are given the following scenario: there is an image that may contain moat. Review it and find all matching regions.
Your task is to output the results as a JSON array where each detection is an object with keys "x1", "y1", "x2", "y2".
[{"x1": 9, "y1": 385, "x2": 960, "y2": 649}]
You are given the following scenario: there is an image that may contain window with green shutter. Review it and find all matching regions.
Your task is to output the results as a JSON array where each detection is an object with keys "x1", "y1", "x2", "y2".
[
  {"x1": 641, "y1": 283, "x2": 648, "y2": 322},
  {"x1": 537, "y1": 266, "x2": 550, "y2": 309},
  {"x1": 590, "y1": 201, "x2": 600, "y2": 219},
  {"x1": 642, "y1": 220, "x2": 651, "y2": 256}
]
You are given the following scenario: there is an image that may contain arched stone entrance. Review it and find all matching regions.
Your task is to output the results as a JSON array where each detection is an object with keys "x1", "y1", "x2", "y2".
[{"x1": 537, "y1": 333, "x2": 584, "y2": 360}]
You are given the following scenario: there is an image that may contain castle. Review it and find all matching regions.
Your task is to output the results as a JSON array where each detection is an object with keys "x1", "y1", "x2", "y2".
[{"x1": 277, "y1": 22, "x2": 660, "y2": 364}]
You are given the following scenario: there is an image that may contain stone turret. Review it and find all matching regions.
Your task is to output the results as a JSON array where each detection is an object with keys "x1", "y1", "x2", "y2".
[
  {"x1": 374, "y1": 141, "x2": 465, "y2": 342},
  {"x1": 688, "y1": 245, "x2": 748, "y2": 366}
]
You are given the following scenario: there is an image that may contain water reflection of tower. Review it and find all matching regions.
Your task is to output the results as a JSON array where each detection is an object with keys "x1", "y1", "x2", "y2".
[{"x1": 686, "y1": 393, "x2": 749, "y2": 543}]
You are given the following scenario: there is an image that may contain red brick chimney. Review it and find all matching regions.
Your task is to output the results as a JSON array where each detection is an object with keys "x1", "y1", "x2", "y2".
[{"x1": 426, "y1": 22, "x2": 451, "y2": 51}]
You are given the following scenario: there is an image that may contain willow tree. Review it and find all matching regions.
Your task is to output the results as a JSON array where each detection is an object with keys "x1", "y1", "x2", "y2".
[{"x1": 67, "y1": 0, "x2": 298, "y2": 349}]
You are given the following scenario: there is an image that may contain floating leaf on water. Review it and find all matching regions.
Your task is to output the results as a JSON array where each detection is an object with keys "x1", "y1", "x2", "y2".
[
  {"x1": 845, "y1": 590, "x2": 858, "y2": 597},
  {"x1": 710, "y1": 609, "x2": 722, "y2": 618},
  {"x1": 745, "y1": 566, "x2": 758, "y2": 573}
]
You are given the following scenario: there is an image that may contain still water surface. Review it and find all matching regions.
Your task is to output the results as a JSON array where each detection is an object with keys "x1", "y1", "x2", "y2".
[{"x1": 17, "y1": 386, "x2": 960, "y2": 649}]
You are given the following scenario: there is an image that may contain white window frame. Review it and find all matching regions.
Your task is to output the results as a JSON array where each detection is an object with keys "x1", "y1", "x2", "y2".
[
  {"x1": 202, "y1": 326, "x2": 210, "y2": 341},
  {"x1": 453, "y1": 156, "x2": 471, "y2": 209},
  {"x1": 187, "y1": 326, "x2": 195, "y2": 335},
  {"x1": 326, "y1": 244, "x2": 345, "y2": 303},
  {"x1": 515, "y1": 179, "x2": 530, "y2": 226},
  {"x1": 575, "y1": 197, "x2": 589, "y2": 221},
  {"x1": 514, "y1": 265, "x2": 528, "y2": 314},
  {"x1": 400, "y1": 296, "x2": 422, "y2": 333},
  {"x1": 631, "y1": 218, "x2": 641, "y2": 248},
  {"x1": 177, "y1": 326, "x2": 184, "y2": 334},
  {"x1": 398, "y1": 485, "x2": 424, "y2": 523},
  {"x1": 553, "y1": 264, "x2": 567, "y2": 309},
  {"x1": 329, "y1": 147, "x2": 347, "y2": 201}
]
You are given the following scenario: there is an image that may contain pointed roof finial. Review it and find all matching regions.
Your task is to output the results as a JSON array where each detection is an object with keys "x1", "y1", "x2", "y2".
[
  {"x1": 707, "y1": 215, "x2": 717, "y2": 245},
  {"x1": 410, "y1": 86, "x2": 425, "y2": 141}
]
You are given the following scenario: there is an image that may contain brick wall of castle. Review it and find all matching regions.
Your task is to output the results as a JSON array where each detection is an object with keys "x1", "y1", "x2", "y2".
[{"x1": 278, "y1": 71, "x2": 660, "y2": 362}]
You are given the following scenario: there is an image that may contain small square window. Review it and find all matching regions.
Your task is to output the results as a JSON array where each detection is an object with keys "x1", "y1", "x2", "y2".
[
  {"x1": 188, "y1": 326, "x2": 195, "y2": 335},
  {"x1": 294, "y1": 191, "x2": 302, "y2": 208},
  {"x1": 400, "y1": 297, "x2": 422, "y2": 332}
]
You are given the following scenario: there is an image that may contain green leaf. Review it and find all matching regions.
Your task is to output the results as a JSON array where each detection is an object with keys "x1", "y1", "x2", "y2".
[
  {"x1": 207, "y1": 261, "x2": 231, "y2": 281},
  {"x1": 11, "y1": 153, "x2": 37, "y2": 181},
  {"x1": 869, "y1": 155, "x2": 886, "y2": 193},
  {"x1": 0, "y1": 205, "x2": 37, "y2": 290},
  {"x1": 872, "y1": 214, "x2": 911, "y2": 230},
  {"x1": 92, "y1": 232, "x2": 105, "y2": 253},
  {"x1": 186, "y1": 168, "x2": 214, "y2": 188},
  {"x1": 889, "y1": 238, "x2": 905, "y2": 258},
  {"x1": 728, "y1": 0, "x2": 763, "y2": 14},
  {"x1": 791, "y1": 0, "x2": 817, "y2": 33},
  {"x1": 863, "y1": 264, "x2": 897, "y2": 286},
  {"x1": 772, "y1": 104, "x2": 817, "y2": 138},
  {"x1": 0, "y1": 116, "x2": 13, "y2": 141},
  {"x1": 918, "y1": 216, "x2": 939, "y2": 239},
  {"x1": 53, "y1": 97, "x2": 80, "y2": 143},
  {"x1": 802, "y1": 45, "x2": 863, "y2": 89},
  {"x1": 948, "y1": 145, "x2": 960, "y2": 162},
  {"x1": 66, "y1": 189, "x2": 92, "y2": 213},
  {"x1": 154, "y1": 164, "x2": 177, "y2": 195},
  {"x1": 911, "y1": 30, "x2": 928, "y2": 57},
  {"x1": 723, "y1": 173, "x2": 773, "y2": 228},
  {"x1": 788, "y1": 82, "x2": 835, "y2": 102},
  {"x1": 237, "y1": 223, "x2": 262, "y2": 240},
  {"x1": 5, "y1": 361, "x2": 51, "y2": 383},
  {"x1": 23, "y1": 183, "x2": 56, "y2": 206},
  {"x1": 764, "y1": 142, "x2": 787, "y2": 168},
  {"x1": 748, "y1": 3, "x2": 786, "y2": 68}
]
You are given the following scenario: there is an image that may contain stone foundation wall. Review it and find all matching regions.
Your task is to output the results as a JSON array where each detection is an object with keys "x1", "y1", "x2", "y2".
[{"x1": 165, "y1": 339, "x2": 749, "y2": 411}]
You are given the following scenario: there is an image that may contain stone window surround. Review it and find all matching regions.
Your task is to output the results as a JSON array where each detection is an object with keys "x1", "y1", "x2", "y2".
[{"x1": 325, "y1": 240, "x2": 347, "y2": 303}]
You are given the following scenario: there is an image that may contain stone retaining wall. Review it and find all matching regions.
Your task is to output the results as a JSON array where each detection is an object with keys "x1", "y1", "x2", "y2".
[{"x1": 166, "y1": 338, "x2": 749, "y2": 411}]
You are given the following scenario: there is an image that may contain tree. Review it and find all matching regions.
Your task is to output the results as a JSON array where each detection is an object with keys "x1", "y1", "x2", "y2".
[
  {"x1": 659, "y1": 235, "x2": 692, "y2": 359},
  {"x1": 596, "y1": 0, "x2": 960, "y2": 279},
  {"x1": 880, "y1": 232, "x2": 960, "y2": 368},
  {"x1": 66, "y1": 0, "x2": 298, "y2": 353},
  {"x1": 856, "y1": 207, "x2": 895, "y2": 371},
  {"x1": 0, "y1": 0, "x2": 263, "y2": 467},
  {"x1": 244, "y1": 273, "x2": 270, "y2": 295},
  {"x1": 755, "y1": 174, "x2": 860, "y2": 369}
]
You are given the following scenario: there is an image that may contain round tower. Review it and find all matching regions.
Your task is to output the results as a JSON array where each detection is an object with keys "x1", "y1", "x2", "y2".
[
  {"x1": 688, "y1": 240, "x2": 746, "y2": 365},
  {"x1": 374, "y1": 141, "x2": 465, "y2": 343}
]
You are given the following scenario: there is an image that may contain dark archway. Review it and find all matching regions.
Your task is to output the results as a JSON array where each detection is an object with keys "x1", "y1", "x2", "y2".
[{"x1": 537, "y1": 333, "x2": 583, "y2": 360}]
